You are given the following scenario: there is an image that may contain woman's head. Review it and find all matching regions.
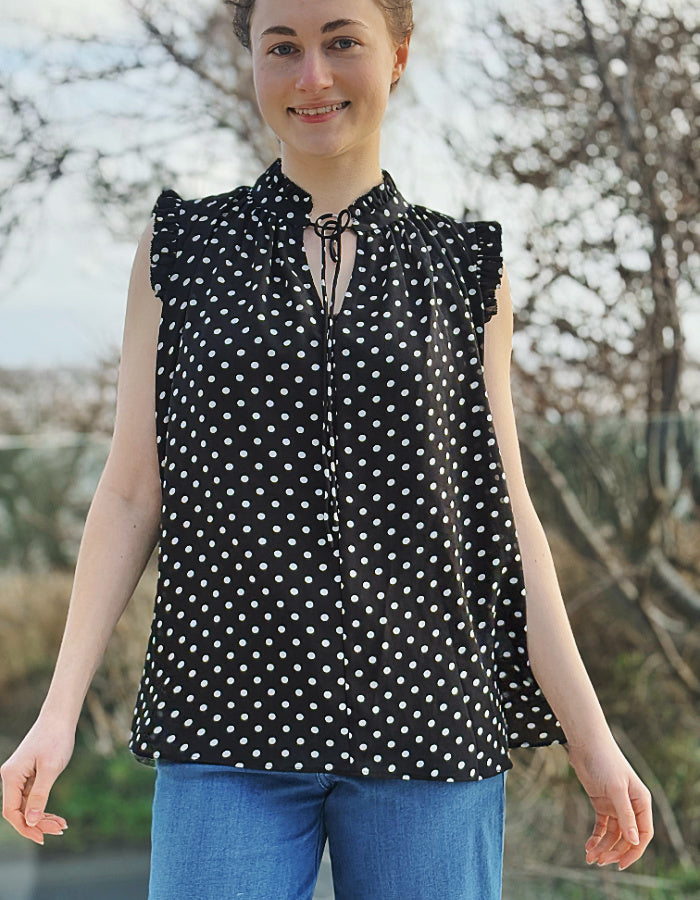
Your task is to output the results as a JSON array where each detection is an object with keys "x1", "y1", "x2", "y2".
[{"x1": 233, "y1": 0, "x2": 412, "y2": 166}]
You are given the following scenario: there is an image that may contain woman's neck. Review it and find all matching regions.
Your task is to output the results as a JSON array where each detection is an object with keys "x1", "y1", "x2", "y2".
[{"x1": 280, "y1": 146, "x2": 384, "y2": 221}]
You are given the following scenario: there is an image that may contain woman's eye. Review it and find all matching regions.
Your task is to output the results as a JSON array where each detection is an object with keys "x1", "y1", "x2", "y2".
[{"x1": 269, "y1": 38, "x2": 357, "y2": 57}]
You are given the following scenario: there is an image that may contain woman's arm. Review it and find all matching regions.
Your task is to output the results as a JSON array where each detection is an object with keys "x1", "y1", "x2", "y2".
[
  {"x1": 0, "y1": 217, "x2": 162, "y2": 846},
  {"x1": 483, "y1": 265, "x2": 654, "y2": 870}
]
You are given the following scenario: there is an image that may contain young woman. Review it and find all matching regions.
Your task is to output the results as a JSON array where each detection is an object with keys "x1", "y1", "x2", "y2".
[{"x1": 1, "y1": 1, "x2": 653, "y2": 897}]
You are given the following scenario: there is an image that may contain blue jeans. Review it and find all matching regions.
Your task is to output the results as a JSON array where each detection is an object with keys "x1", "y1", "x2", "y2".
[{"x1": 148, "y1": 761, "x2": 506, "y2": 900}]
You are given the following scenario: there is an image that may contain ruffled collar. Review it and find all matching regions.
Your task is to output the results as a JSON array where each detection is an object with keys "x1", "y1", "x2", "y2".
[{"x1": 250, "y1": 158, "x2": 411, "y2": 231}]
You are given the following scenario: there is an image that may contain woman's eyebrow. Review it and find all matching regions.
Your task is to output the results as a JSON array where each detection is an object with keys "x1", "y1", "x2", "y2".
[{"x1": 260, "y1": 19, "x2": 368, "y2": 39}]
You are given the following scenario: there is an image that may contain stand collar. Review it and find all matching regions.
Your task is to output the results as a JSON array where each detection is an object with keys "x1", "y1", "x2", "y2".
[{"x1": 250, "y1": 158, "x2": 411, "y2": 230}]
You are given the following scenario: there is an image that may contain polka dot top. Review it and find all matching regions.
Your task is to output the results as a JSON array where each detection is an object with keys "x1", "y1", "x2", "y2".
[{"x1": 128, "y1": 157, "x2": 565, "y2": 782}]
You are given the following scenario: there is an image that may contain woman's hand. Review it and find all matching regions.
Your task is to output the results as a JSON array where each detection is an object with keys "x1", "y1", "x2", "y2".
[
  {"x1": 566, "y1": 739, "x2": 654, "y2": 870},
  {"x1": 1, "y1": 714, "x2": 74, "y2": 845}
]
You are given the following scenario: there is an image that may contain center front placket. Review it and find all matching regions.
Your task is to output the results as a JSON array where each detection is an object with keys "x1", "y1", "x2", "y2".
[{"x1": 312, "y1": 210, "x2": 354, "y2": 555}]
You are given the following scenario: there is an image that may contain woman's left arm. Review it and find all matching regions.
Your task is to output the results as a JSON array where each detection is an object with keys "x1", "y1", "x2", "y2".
[{"x1": 483, "y1": 265, "x2": 654, "y2": 870}]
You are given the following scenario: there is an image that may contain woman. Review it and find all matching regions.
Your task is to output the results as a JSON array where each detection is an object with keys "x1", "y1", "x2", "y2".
[{"x1": 1, "y1": 1, "x2": 653, "y2": 897}]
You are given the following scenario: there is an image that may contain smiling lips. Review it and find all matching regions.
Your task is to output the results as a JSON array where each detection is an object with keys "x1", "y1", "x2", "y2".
[{"x1": 291, "y1": 101, "x2": 350, "y2": 118}]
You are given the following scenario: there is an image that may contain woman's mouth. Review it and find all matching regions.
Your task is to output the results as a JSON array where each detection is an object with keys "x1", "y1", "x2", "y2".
[{"x1": 289, "y1": 101, "x2": 350, "y2": 122}]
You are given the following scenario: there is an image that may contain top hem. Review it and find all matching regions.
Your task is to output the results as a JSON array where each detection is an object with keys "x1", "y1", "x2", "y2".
[{"x1": 128, "y1": 746, "x2": 514, "y2": 783}]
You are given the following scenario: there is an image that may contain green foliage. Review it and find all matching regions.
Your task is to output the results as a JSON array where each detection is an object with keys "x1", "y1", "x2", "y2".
[{"x1": 46, "y1": 742, "x2": 154, "y2": 854}]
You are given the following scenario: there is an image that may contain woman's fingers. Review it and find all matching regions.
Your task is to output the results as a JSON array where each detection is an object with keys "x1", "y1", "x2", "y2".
[
  {"x1": 2, "y1": 805, "x2": 66, "y2": 845},
  {"x1": 596, "y1": 834, "x2": 632, "y2": 865},
  {"x1": 585, "y1": 813, "x2": 608, "y2": 852},
  {"x1": 23, "y1": 760, "x2": 60, "y2": 828},
  {"x1": 611, "y1": 781, "x2": 641, "y2": 847},
  {"x1": 601, "y1": 781, "x2": 653, "y2": 869},
  {"x1": 1, "y1": 757, "x2": 67, "y2": 844},
  {"x1": 39, "y1": 812, "x2": 68, "y2": 830},
  {"x1": 586, "y1": 822, "x2": 622, "y2": 864},
  {"x1": 586, "y1": 783, "x2": 654, "y2": 869},
  {"x1": 617, "y1": 791, "x2": 654, "y2": 870},
  {"x1": 36, "y1": 815, "x2": 66, "y2": 837},
  {"x1": 618, "y1": 842, "x2": 648, "y2": 871}
]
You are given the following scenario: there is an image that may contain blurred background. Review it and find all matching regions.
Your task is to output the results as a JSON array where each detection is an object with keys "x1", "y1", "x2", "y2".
[{"x1": 0, "y1": 0, "x2": 698, "y2": 897}]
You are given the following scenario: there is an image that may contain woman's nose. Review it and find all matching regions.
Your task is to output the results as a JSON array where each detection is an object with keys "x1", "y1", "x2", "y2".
[{"x1": 295, "y1": 50, "x2": 333, "y2": 92}]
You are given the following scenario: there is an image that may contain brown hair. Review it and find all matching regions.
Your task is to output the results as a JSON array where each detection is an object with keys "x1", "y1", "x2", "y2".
[{"x1": 224, "y1": 0, "x2": 413, "y2": 88}]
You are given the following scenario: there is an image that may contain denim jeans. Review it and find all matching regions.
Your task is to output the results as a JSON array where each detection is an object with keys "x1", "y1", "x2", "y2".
[{"x1": 148, "y1": 760, "x2": 506, "y2": 900}]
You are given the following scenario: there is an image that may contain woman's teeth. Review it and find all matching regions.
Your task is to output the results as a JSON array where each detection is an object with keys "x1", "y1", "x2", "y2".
[{"x1": 292, "y1": 102, "x2": 349, "y2": 117}]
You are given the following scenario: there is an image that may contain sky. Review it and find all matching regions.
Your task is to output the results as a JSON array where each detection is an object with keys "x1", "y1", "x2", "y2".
[
  {"x1": 2, "y1": 2, "x2": 149, "y2": 367},
  {"x1": 3, "y1": 0, "x2": 136, "y2": 37}
]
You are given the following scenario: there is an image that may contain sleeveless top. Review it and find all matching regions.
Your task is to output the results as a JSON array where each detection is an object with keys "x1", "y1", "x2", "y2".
[{"x1": 128, "y1": 158, "x2": 565, "y2": 782}]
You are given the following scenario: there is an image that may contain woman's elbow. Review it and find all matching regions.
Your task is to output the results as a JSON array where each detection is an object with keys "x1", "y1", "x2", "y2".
[{"x1": 101, "y1": 440, "x2": 162, "y2": 515}]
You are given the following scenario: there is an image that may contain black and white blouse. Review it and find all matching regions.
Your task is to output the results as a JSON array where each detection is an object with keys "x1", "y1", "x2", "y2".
[{"x1": 129, "y1": 157, "x2": 565, "y2": 782}]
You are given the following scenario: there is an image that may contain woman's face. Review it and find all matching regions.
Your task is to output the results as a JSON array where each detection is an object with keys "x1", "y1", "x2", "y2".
[{"x1": 249, "y1": 0, "x2": 410, "y2": 162}]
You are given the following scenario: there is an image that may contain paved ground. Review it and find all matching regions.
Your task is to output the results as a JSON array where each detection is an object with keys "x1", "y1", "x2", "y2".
[{"x1": 0, "y1": 845, "x2": 336, "y2": 900}]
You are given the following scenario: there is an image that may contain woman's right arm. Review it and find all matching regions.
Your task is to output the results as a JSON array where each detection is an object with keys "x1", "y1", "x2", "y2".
[{"x1": 1, "y1": 216, "x2": 162, "y2": 845}]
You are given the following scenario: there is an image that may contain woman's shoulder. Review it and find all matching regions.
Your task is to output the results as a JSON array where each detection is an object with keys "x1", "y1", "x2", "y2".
[
  {"x1": 404, "y1": 202, "x2": 503, "y2": 322},
  {"x1": 150, "y1": 183, "x2": 252, "y2": 223},
  {"x1": 407, "y1": 200, "x2": 502, "y2": 242},
  {"x1": 147, "y1": 183, "x2": 253, "y2": 304},
  {"x1": 405, "y1": 203, "x2": 502, "y2": 280}
]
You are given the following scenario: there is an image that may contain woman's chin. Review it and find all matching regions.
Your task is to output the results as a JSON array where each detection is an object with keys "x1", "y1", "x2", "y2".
[{"x1": 278, "y1": 135, "x2": 349, "y2": 161}]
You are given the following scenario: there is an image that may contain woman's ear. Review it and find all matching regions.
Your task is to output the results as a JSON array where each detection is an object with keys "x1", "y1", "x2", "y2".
[{"x1": 392, "y1": 35, "x2": 411, "y2": 87}]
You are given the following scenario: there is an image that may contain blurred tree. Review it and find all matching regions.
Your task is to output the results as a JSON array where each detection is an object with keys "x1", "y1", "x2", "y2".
[
  {"x1": 452, "y1": 1, "x2": 698, "y2": 418},
  {"x1": 0, "y1": 356, "x2": 117, "y2": 568},
  {"x1": 0, "y1": 0, "x2": 274, "y2": 251},
  {"x1": 442, "y1": 0, "x2": 699, "y2": 688}
]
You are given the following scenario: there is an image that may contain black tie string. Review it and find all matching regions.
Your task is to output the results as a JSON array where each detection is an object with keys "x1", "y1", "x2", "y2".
[{"x1": 312, "y1": 208, "x2": 354, "y2": 552}]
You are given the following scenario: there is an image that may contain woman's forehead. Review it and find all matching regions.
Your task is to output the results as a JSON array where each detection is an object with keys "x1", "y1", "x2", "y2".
[{"x1": 252, "y1": 0, "x2": 381, "y2": 29}]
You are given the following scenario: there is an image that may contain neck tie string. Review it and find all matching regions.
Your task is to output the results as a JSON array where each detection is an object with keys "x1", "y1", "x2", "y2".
[
  {"x1": 313, "y1": 209, "x2": 353, "y2": 314},
  {"x1": 312, "y1": 209, "x2": 354, "y2": 551}
]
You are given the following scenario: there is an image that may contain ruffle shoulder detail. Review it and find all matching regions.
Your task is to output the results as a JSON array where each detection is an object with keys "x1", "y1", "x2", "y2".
[
  {"x1": 462, "y1": 221, "x2": 503, "y2": 323},
  {"x1": 149, "y1": 188, "x2": 187, "y2": 303}
]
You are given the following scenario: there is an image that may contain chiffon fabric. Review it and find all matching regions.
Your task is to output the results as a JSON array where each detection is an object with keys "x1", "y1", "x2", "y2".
[{"x1": 129, "y1": 158, "x2": 565, "y2": 784}]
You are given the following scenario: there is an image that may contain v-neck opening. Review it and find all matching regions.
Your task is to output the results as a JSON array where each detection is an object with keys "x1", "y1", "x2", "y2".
[{"x1": 302, "y1": 225, "x2": 361, "y2": 320}]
